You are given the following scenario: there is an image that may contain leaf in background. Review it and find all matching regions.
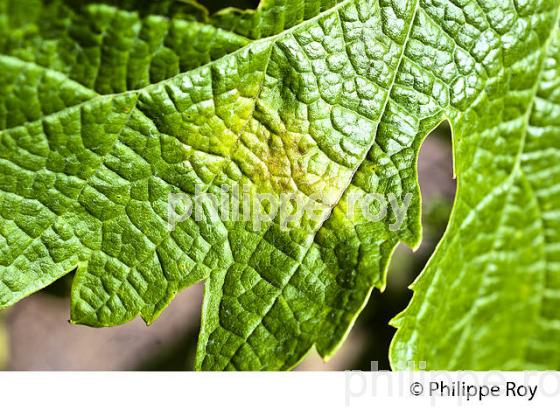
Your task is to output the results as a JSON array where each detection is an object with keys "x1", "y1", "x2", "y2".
[{"x1": 0, "y1": 0, "x2": 559, "y2": 370}]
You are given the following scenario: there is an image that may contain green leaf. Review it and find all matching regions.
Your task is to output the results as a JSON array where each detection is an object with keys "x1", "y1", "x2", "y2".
[
  {"x1": 0, "y1": 0, "x2": 559, "y2": 371},
  {"x1": 391, "y1": 9, "x2": 560, "y2": 370}
]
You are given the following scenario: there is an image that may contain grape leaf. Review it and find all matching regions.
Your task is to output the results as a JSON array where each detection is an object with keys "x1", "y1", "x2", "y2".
[
  {"x1": 0, "y1": 0, "x2": 559, "y2": 371},
  {"x1": 391, "y1": 6, "x2": 560, "y2": 370}
]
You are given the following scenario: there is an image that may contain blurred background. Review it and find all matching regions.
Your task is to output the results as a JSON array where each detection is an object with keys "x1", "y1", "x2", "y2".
[{"x1": 0, "y1": 123, "x2": 454, "y2": 371}]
